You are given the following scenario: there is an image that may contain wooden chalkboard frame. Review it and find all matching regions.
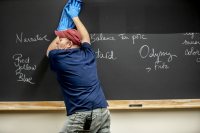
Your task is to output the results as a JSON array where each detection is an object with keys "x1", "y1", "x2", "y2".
[
  {"x1": 0, "y1": 99, "x2": 200, "y2": 111},
  {"x1": 1, "y1": 0, "x2": 200, "y2": 111}
]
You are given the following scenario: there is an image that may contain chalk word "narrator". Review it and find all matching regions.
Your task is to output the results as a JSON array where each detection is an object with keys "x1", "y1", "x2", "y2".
[{"x1": 16, "y1": 32, "x2": 50, "y2": 43}]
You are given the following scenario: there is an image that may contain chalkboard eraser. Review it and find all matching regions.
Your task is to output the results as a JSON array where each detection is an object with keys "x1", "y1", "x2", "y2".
[{"x1": 129, "y1": 104, "x2": 143, "y2": 107}]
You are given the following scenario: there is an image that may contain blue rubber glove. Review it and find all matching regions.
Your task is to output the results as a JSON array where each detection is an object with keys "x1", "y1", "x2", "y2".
[
  {"x1": 56, "y1": 0, "x2": 74, "y2": 31},
  {"x1": 57, "y1": 0, "x2": 82, "y2": 31},
  {"x1": 56, "y1": 10, "x2": 74, "y2": 30},
  {"x1": 66, "y1": 0, "x2": 82, "y2": 19}
]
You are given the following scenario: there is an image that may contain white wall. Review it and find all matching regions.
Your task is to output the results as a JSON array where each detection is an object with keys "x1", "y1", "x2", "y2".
[{"x1": 0, "y1": 109, "x2": 200, "y2": 133}]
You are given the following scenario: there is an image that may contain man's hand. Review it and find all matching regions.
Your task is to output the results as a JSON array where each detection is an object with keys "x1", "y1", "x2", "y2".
[
  {"x1": 66, "y1": 0, "x2": 82, "y2": 18},
  {"x1": 56, "y1": 10, "x2": 75, "y2": 31}
]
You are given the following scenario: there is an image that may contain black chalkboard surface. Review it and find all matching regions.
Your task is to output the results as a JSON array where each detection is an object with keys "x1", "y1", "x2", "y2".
[{"x1": 0, "y1": 0, "x2": 200, "y2": 101}]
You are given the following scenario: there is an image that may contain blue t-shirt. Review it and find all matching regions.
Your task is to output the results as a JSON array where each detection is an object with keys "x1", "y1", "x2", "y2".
[{"x1": 48, "y1": 42, "x2": 108, "y2": 115}]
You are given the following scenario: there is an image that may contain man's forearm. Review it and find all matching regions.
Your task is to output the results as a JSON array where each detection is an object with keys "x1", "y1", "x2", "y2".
[
  {"x1": 46, "y1": 37, "x2": 59, "y2": 57},
  {"x1": 72, "y1": 17, "x2": 90, "y2": 43}
]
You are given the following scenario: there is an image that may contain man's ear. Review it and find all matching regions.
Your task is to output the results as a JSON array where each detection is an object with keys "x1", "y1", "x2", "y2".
[{"x1": 67, "y1": 41, "x2": 73, "y2": 48}]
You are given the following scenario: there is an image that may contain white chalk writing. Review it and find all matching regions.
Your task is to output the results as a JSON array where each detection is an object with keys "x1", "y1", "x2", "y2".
[
  {"x1": 118, "y1": 34, "x2": 129, "y2": 40},
  {"x1": 95, "y1": 48, "x2": 117, "y2": 60},
  {"x1": 183, "y1": 33, "x2": 200, "y2": 39},
  {"x1": 132, "y1": 34, "x2": 147, "y2": 45},
  {"x1": 12, "y1": 54, "x2": 36, "y2": 84},
  {"x1": 139, "y1": 45, "x2": 177, "y2": 72},
  {"x1": 182, "y1": 40, "x2": 200, "y2": 45},
  {"x1": 139, "y1": 45, "x2": 177, "y2": 62},
  {"x1": 90, "y1": 33, "x2": 116, "y2": 43},
  {"x1": 182, "y1": 33, "x2": 200, "y2": 63},
  {"x1": 185, "y1": 47, "x2": 200, "y2": 63},
  {"x1": 16, "y1": 32, "x2": 50, "y2": 44}
]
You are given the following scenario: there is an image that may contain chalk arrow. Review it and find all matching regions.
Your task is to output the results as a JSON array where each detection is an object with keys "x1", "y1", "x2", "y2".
[{"x1": 146, "y1": 67, "x2": 151, "y2": 72}]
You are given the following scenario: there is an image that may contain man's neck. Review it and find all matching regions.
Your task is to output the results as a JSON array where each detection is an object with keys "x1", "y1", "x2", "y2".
[{"x1": 71, "y1": 44, "x2": 80, "y2": 49}]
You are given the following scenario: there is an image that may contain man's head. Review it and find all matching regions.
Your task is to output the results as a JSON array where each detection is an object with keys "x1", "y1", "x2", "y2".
[{"x1": 55, "y1": 29, "x2": 82, "y2": 49}]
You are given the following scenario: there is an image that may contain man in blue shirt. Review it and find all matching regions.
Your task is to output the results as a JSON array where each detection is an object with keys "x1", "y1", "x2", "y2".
[{"x1": 46, "y1": 1, "x2": 110, "y2": 133}]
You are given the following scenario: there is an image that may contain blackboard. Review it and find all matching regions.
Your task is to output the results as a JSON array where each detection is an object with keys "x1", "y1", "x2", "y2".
[{"x1": 0, "y1": 0, "x2": 200, "y2": 101}]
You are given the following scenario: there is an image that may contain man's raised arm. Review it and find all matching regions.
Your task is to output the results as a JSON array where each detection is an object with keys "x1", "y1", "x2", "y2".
[{"x1": 66, "y1": 0, "x2": 90, "y2": 44}]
